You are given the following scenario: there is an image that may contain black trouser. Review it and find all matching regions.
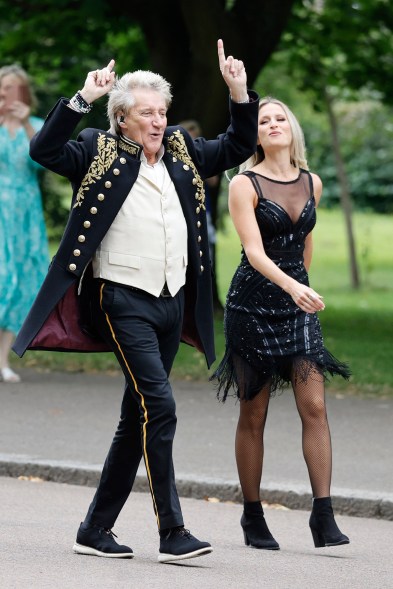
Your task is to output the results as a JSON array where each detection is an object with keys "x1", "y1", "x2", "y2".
[{"x1": 85, "y1": 280, "x2": 185, "y2": 531}]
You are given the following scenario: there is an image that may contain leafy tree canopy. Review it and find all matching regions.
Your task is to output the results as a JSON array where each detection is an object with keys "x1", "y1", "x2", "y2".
[
  {"x1": 0, "y1": 0, "x2": 295, "y2": 133},
  {"x1": 282, "y1": 0, "x2": 393, "y2": 104}
]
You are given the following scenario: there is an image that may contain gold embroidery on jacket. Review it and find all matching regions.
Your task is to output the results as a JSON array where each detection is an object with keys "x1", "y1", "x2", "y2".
[
  {"x1": 73, "y1": 134, "x2": 117, "y2": 208},
  {"x1": 118, "y1": 137, "x2": 142, "y2": 158},
  {"x1": 167, "y1": 130, "x2": 206, "y2": 210}
]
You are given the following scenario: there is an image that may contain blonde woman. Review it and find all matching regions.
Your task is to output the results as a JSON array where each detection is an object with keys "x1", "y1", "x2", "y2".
[{"x1": 213, "y1": 97, "x2": 350, "y2": 550}]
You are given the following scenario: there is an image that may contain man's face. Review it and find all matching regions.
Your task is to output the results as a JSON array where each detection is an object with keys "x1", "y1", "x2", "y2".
[{"x1": 120, "y1": 88, "x2": 168, "y2": 163}]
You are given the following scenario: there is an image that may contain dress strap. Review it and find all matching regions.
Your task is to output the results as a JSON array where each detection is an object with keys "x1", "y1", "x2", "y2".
[
  {"x1": 241, "y1": 171, "x2": 263, "y2": 199},
  {"x1": 300, "y1": 168, "x2": 314, "y2": 199}
]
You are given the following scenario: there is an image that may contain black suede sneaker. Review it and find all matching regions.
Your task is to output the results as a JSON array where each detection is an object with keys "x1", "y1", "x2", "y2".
[
  {"x1": 73, "y1": 522, "x2": 134, "y2": 558},
  {"x1": 158, "y1": 526, "x2": 212, "y2": 563}
]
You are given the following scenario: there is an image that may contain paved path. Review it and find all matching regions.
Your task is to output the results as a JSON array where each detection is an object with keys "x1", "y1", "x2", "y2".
[
  {"x1": 1, "y1": 477, "x2": 393, "y2": 589},
  {"x1": 1, "y1": 368, "x2": 393, "y2": 588},
  {"x1": 1, "y1": 369, "x2": 392, "y2": 518}
]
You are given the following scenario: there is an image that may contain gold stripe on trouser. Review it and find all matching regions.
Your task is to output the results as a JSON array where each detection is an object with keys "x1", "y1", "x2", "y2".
[{"x1": 99, "y1": 282, "x2": 160, "y2": 527}]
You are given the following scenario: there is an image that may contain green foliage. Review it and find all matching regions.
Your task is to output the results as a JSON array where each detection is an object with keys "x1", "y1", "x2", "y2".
[
  {"x1": 0, "y1": 0, "x2": 148, "y2": 121},
  {"x1": 39, "y1": 172, "x2": 72, "y2": 241},
  {"x1": 316, "y1": 101, "x2": 393, "y2": 213},
  {"x1": 283, "y1": 0, "x2": 393, "y2": 104}
]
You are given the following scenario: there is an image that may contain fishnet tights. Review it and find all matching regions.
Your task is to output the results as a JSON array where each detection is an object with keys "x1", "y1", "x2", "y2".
[{"x1": 235, "y1": 364, "x2": 332, "y2": 502}]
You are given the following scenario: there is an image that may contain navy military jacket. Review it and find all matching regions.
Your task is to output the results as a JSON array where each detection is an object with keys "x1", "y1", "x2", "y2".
[{"x1": 13, "y1": 92, "x2": 258, "y2": 368}]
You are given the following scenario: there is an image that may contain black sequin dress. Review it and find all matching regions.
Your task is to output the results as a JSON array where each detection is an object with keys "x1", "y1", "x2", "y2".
[{"x1": 213, "y1": 169, "x2": 350, "y2": 401}]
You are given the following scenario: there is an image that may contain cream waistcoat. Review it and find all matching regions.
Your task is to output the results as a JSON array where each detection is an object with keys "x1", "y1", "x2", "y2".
[{"x1": 92, "y1": 154, "x2": 188, "y2": 297}]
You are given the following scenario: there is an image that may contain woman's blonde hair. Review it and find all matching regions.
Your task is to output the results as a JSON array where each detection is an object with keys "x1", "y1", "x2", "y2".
[
  {"x1": 0, "y1": 64, "x2": 37, "y2": 110},
  {"x1": 239, "y1": 96, "x2": 308, "y2": 173},
  {"x1": 107, "y1": 70, "x2": 172, "y2": 135}
]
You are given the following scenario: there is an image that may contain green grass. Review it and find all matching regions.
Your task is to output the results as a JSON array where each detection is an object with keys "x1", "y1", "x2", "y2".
[{"x1": 16, "y1": 209, "x2": 393, "y2": 397}]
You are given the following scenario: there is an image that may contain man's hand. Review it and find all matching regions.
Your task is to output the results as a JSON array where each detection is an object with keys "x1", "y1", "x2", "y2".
[
  {"x1": 217, "y1": 39, "x2": 248, "y2": 103},
  {"x1": 79, "y1": 59, "x2": 116, "y2": 104}
]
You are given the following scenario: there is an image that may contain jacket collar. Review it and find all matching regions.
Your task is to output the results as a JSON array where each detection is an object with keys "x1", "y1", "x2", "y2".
[{"x1": 118, "y1": 135, "x2": 143, "y2": 159}]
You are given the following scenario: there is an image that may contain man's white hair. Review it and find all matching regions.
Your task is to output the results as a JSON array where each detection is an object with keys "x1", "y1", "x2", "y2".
[{"x1": 107, "y1": 70, "x2": 172, "y2": 135}]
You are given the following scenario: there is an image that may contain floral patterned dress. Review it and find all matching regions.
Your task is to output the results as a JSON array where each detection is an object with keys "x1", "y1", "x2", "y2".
[{"x1": 0, "y1": 117, "x2": 49, "y2": 334}]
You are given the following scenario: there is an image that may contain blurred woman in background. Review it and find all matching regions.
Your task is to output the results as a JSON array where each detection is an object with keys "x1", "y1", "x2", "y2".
[{"x1": 0, "y1": 65, "x2": 48, "y2": 382}]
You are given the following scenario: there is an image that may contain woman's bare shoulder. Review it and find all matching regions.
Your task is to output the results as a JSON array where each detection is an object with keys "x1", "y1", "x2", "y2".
[{"x1": 230, "y1": 172, "x2": 255, "y2": 192}]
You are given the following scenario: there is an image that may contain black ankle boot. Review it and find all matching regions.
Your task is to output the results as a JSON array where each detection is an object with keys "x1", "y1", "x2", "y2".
[
  {"x1": 240, "y1": 501, "x2": 280, "y2": 550},
  {"x1": 309, "y1": 497, "x2": 350, "y2": 548}
]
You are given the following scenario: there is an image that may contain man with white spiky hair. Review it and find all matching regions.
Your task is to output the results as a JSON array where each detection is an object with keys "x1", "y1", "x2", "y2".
[{"x1": 14, "y1": 40, "x2": 259, "y2": 563}]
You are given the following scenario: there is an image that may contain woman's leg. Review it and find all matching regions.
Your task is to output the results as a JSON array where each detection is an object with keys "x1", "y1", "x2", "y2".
[
  {"x1": 0, "y1": 330, "x2": 20, "y2": 382},
  {"x1": 235, "y1": 379, "x2": 279, "y2": 549},
  {"x1": 0, "y1": 329, "x2": 13, "y2": 368},
  {"x1": 291, "y1": 362, "x2": 331, "y2": 498},
  {"x1": 291, "y1": 361, "x2": 349, "y2": 547},
  {"x1": 235, "y1": 383, "x2": 271, "y2": 502}
]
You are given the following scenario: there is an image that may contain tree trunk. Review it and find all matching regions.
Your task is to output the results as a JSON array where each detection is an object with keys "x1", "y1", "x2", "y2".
[
  {"x1": 324, "y1": 88, "x2": 360, "y2": 289},
  {"x1": 111, "y1": 0, "x2": 295, "y2": 136}
]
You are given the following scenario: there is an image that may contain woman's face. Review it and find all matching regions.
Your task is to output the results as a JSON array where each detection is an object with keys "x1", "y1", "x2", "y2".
[
  {"x1": 257, "y1": 102, "x2": 292, "y2": 152},
  {"x1": 0, "y1": 74, "x2": 27, "y2": 112}
]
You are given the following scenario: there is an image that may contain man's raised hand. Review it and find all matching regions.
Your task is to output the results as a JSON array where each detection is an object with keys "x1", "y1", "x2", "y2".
[
  {"x1": 80, "y1": 59, "x2": 116, "y2": 104},
  {"x1": 217, "y1": 39, "x2": 248, "y2": 103}
]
